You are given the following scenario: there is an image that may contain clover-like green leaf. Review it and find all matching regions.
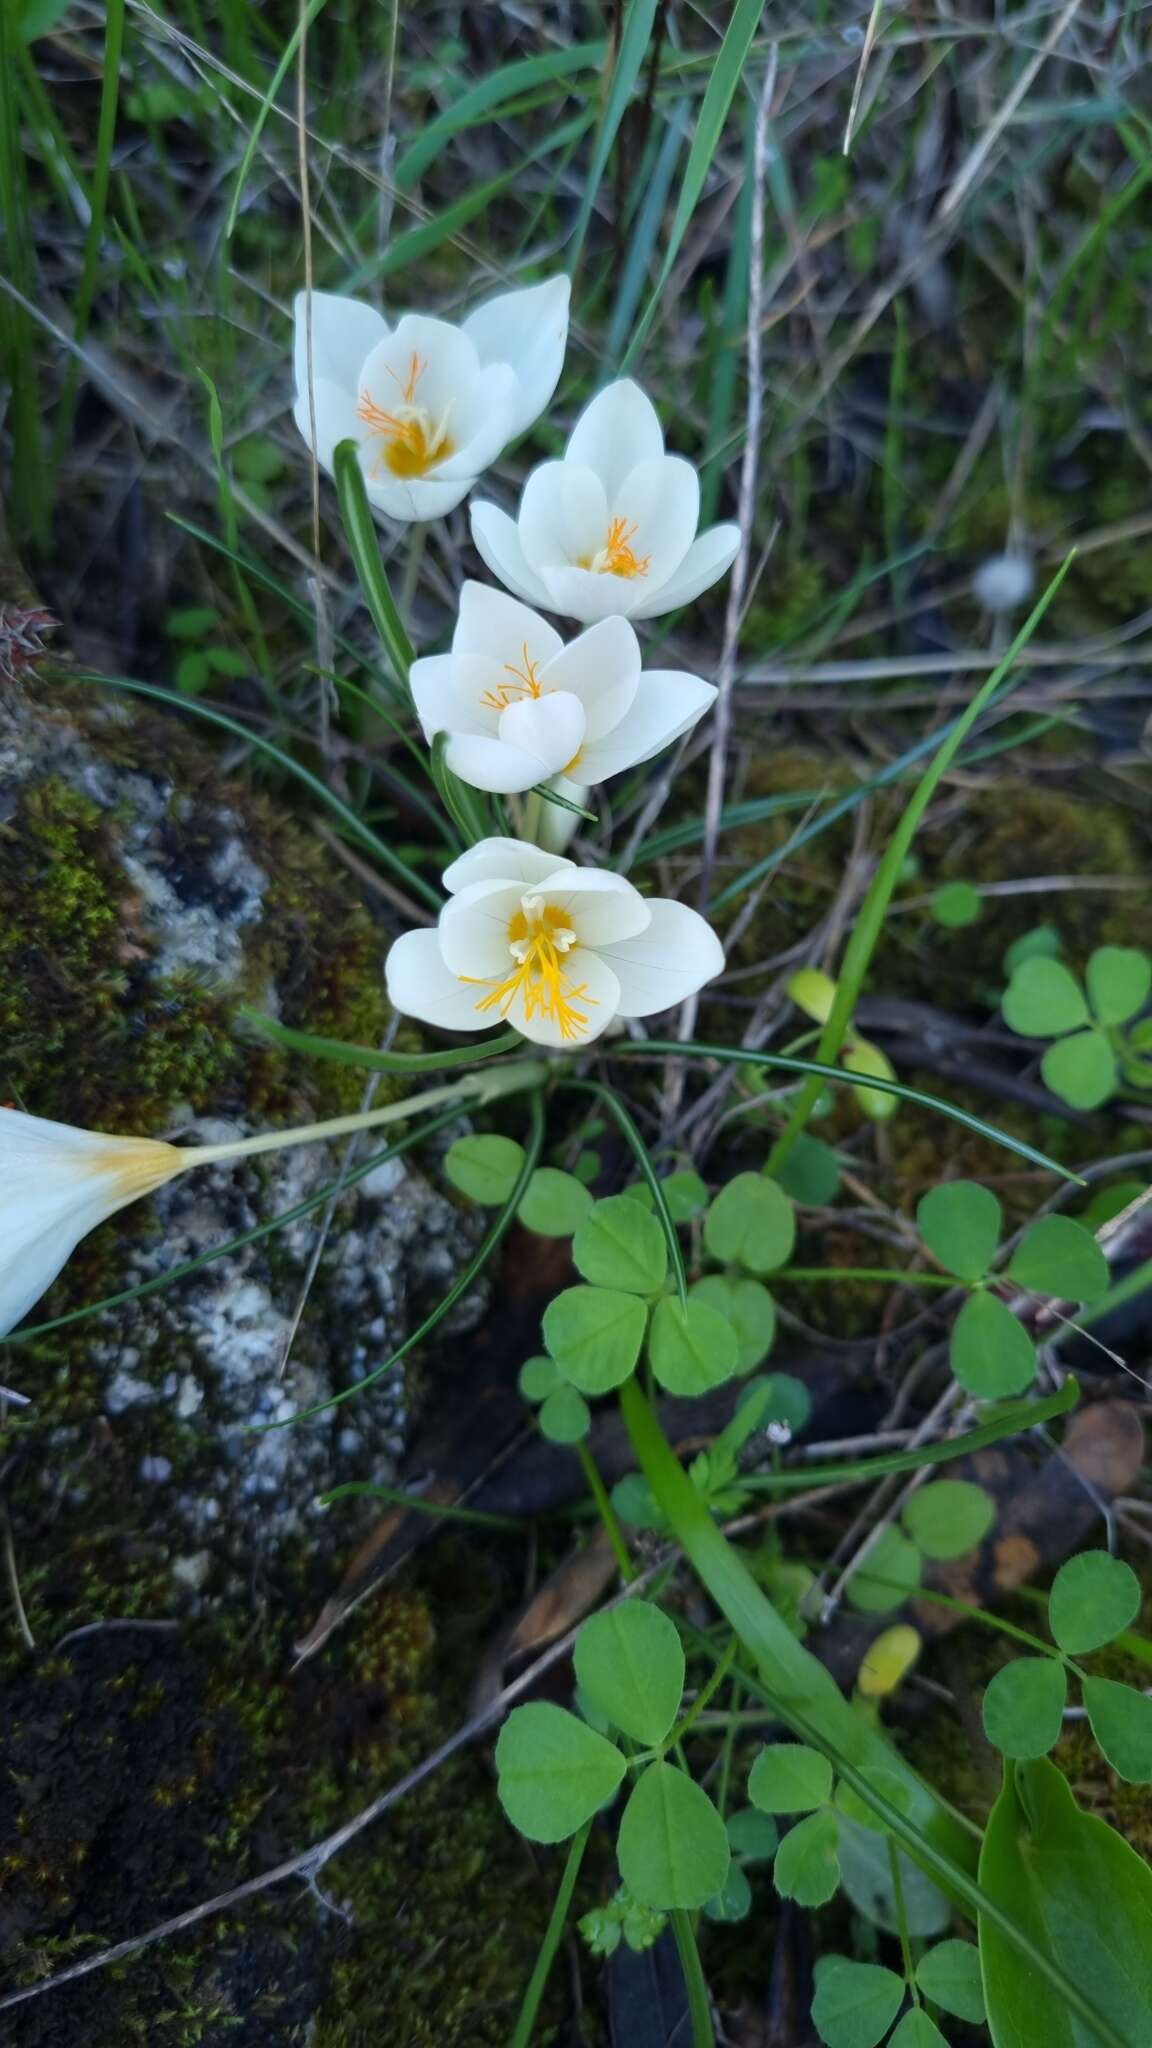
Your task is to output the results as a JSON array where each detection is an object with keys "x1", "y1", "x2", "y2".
[
  {"x1": 574, "y1": 1601, "x2": 685, "y2": 1747},
  {"x1": 843, "y1": 1037, "x2": 899, "y2": 1121},
  {"x1": 1087, "y1": 945, "x2": 1152, "y2": 1027},
  {"x1": 902, "y1": 1478, "x2": 996, "y2": 1560},
  {"x1": 1042, "y1": 1028, "x2": 1117, "y2": 1110},
  {"x1": 749, "y1": 1743, "x2": 833, "y2": 1813},
  {"x1": 704, "y1": 1172, "x2": 796, "y2": 1275},
  {"x1": 725, "y1": 1807, "x2": 779, "y2": 1862},
  {"x1": 572, "y1": 1194, "x2": 667, "y2": 1295},
  {"x1": 1007, "y1": 1213, "x2": 1110, "y2": 1302},
  {"x1": 1048, "y1": 1550, "x2": 1141, "y2": 1654},
  {"x1": 1002, "y1": 956, "x2": 1089, "y2": 1038},
  {"x1": 518, "y1": 1355, "x2": 561, "y2": 1402},
  {"x1": 517, "y1": 1167, "x2": 594, "y2": 1237},
  {"x1": 914, "y1": 1938, "x2": 986, "y2": 2023},
  {"x1": 951, "y1": 1289, "x2": 1036, "y2": 1398},
  {"x1": 543, "y1": 1285, "x2": 648, "y2": 1394},
  {"x1": 617, "y1": 1762, "x2": 730, "y2": 1910},
  {"x1": 495, "y1": 1703, "x2": 625, "y2": 1842},
  {"x1": 811, "y1": 1955, "x2": 906, "y2": 2048},
  {"x1": 981, "y1": 1657, "x2": 1066, "y2": 1759},
  {"x1": 702, "y1": 1863, "x2": 753, "y2": 1923},
  {"x1": 1003, "y1": 924, "x2": 1062, "y2": 976},
  {"x1": 445, "y1": 1133, "x2": 527, "y2": 1204},
  {"x1": 931, "y1": 880, "x2": 982, "y2": 929},
  {"x1": 833, "y1": 1765, "x2": 914, "y2": 1832},
  {"x1": 772, "y1": 1808, "x2": 840, "y2": 1907},
  {"x1": 917, "y1": 1180, "x2": 1002, "y2": 1283},
  {"x1": 1082, "y1": 1677, "x2": 1152, "y2": 1783},
  {"x1": 690, "y1": 1275, "x2": 776, "y2": 1372},
  {"x1": 648, "y1": 1295, "x2": 739, "y2": 1396},
  {"x1": 774, "y1": 1133, "x2": 842, "y2": 1206},
  {"x1": 888, "y1": 2013, "x2": 948, "y2": 2048},
  {"x1": 844, "y1": 1526, "x2": 921, "y2": 1614},
  {"x1": 538, "y1": 1385, "x2": 591, "y2": 1443},
  {"x1": 660, "y1": 1169, "x2": 710, "y2": 1221}
]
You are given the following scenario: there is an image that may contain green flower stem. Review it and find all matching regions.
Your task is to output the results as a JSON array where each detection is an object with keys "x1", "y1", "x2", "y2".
[
  {"x1": 666, "y1": 1633, "x2": 739, "y2": 1749},
  {"x1": 576, "y1": 1441, "x2": 635, "y2": 1582},
  {"x1": 887, "y1": 1837, "x2": 919, "y2": 2000},
  {"x1": 237, "y1": 1010, "x2": 524, "y2": 1073},
  {"x1": 763, "y1": 553, "x2": 1074, "y2": 1180},
  {"x1": 333, "y1": 438, "x2": 417, "y2": 695},
  {"x1": 617, "y1": 1377, "x2": 978, "y2": 1885},
  {"x1": 508, "y1": 1820, "x2": 592, "y2": 2048},
  {"x1": 670, "y1": 1907, "x2": 715, "y2": 2048}
]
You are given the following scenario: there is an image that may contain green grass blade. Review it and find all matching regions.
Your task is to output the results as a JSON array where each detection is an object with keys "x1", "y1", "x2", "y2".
[
  {"x1": 332, "y1": 438, "x2": 415, "y2": 696},
  {"x1": 622, "y1": 1040, "x2": 1081, "y2": 1181},
  {"x1": 224, "y1": 0, "x2": 328, "y2": 238},
  {"x1": 394, "y1": 42, "x2": 607, "y2": 189},
  {"x1": 764, "y1": 552, "x2": 1074, "y2": 1176},
  {"x1": 740, "y1": 1379, "x2": 1079, "y2": 1491},
  {"x1": 567, "y1": 0, "x2": 660, "y2": 275},
  {"x1": 621, "y1": 0, "x2": 765, "y2": 370}
]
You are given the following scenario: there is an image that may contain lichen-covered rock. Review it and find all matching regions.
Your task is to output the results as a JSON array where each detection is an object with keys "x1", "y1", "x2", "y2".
[{"x1": 1, "y1": 671, "x2": 484, "y2": 1605}]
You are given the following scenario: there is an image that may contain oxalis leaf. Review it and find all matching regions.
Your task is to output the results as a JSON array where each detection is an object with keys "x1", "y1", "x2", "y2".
[
  {"x1": 704, "y1": 1172, "x2": 796, "y2": 1274},
  {"x1": 543, "y1": 1285, "x2": 648, "y2": 1394},
  {"x1": 979, "y1": 1757, "x2": 1152, "y2": 2048},
  {"x1": 616, "y1": 1762, "x2": 730, "y2": 1910},
  {"x1": 648, "y1": 1295, "x2": 739, "y2": 1396},
  {"x1": 811, "y1": 1955, "x2": 905, "y2": 2048},
  {"x1": 951, "y1": 1290, "x2": 1036, "y2": 1398},
  {"x1": 1048, "y1": 1551, "x2": 1141, "y2": 1655},
  {"x1": 981, "y1": 1658, "x2": 1067, "y2": 1760},
  {"x1": 495, "y1": 1703, "x2": 625, "y2": 1843},
  {"x1": 573, "y1": 1601, "x2": 684, "y2": 1747},
  {"x1": 573, "y1": 1194, "x2": 667, "y2": 1295}
]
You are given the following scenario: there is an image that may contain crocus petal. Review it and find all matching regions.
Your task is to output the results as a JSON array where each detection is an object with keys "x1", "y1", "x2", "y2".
[
  {"x1": 539, "y1": 615, "x2": 641, "y2": 741},
  {"x1": 538, "y1": 564, "x2": 646, "y2": 624},
  {"x1": 0, "y1": 1108, "x2": 184, "y2": 1336},
  {"x1": 438, "y1": 881, "x2": 528, "y2": 977},
  {"x1": 518, "y1": 463, "x2": 608, "y2": 579},
  {"x1": 444, "y1": 733, "x2": 550, "y2": 794},
  {"x1": 410, "y1": 654, "x2": 462, "y2": 743},
  {"x1": 539, "y1": 867, "x2": 652, "y2": 947},
  {"x1": 627, "y1": 523, "x2": 741, "y2": 619},
  {"x1": 429, "y1": 363, "x2": 517, "y2": 480},
  {"x1": 577, "y1": 670, "x2": 716, "y2": 782},
  {"x1": 566, "y1": 380, "x2": 665, "y2": 500},
  {"x1": 360, "y1": 314, "x2": 480, "y2": 421},
  {"x1": 442, "y1": 838, "x2": 574, "y2": 893},
  {"x1": 611, "y1": 456, "x2": 700, "y2": 590},
  {"x1": 463, "y1": 274, "x2": 571, "y2": 440},
  {"x1": 497, "y1": 691, "x2": 585, "y2": 780},
  {"x1": 360, "y1": 470, "x2": 473, "y2": 523},
  {"x1": 454, "y1": 580, "x2": 564, "y2": 670},
  {"x1": 470, "y1": 502, "x2": 553, "y2": 609},
  {"x1": 384, "y1": 928, "x2": 497, "y2": 1034},
  {"x1": 503, "y1": 946, "x2": 621, "y2": 1049},
  {"x1": 595, "y1": 899, "x2": 725, "y2": 1016},
  {"x1": 293, "y1": 377, "x2": 365, "y2": 473},
  {"x1": 293, "y1": 291, "x2": 389, "y2": 398}
]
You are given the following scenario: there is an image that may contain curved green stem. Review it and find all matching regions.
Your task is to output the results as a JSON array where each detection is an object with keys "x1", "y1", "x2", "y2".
[
  {"x1": 509, "y1": 1820, "x2": 591, "y2": 2048},
  {"x1": 670, "y1": 1908, "x2": 714, "y2": 2048}
]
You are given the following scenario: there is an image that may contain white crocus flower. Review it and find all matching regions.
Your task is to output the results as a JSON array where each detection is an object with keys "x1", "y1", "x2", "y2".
[
  {"x1": 292, "y1": 275, "x2": 570, "y2": 522},
  {"x1": 410, "y1": 581, "x2": 717, "y2": 795},
  {"x1": 0, "y1": 1069, "x2": 534, "y2": 1337},
  {"x1": 470, "y1": 379, "x2": 741, "y2": 623},
  {"x1": 385, "y1": 838, "x2": 725, "y2": 1048}
]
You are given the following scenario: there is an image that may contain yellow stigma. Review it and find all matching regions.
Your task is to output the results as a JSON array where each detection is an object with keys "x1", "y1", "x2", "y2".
[
  {"x1": 582, "y1": 516, "x2": 651, "y2": 580},
  {"x1": 356, "y1": 352, "x2": 455, "y2": 479},
  {"x1": 479, "y1": 644, "x2": 545, "y2": 715},
  {"x1": 462, "y1": 896, "x2": 597, "y2": 1042}
]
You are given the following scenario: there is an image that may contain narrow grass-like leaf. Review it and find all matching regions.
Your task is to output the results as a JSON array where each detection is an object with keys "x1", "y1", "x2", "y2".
[
  {"x1": 622, "y1": 0, "x2": 766, "y2": 368},
  {"x1": 738, "y1": 1379, "x2": 1078, "y2": 1492},
  {"x1": 332, "y1": 439, "x2": 415, "y2": 695},
  {"x1": 237, "y1": 1011, "x2": 521, "y2": 1073},
  {"x1": 568, "y1": 0, "x2": 660, "y2": 274},
  {"x1": 224, "y1": 0, "x2": 328, "y2": 237},
  {"x1": 394, "y1": 43, "x2": 606, "y2": 188}
]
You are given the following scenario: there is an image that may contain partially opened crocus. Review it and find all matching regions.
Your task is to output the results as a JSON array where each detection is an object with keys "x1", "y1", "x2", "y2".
[
  {"x1": 385, "y1": 838, "x2": 725, "y2": 1048},
  {"x1": 292, "y1": 275, "x2": 570, "y2": 522},
  {"x1": 470, "y1": 379, "x2": 741, "y2": 623},
  {"x1": 410, "y1": 581, "x2": 717, "y2": 795},
  {"x1": 0, "y1": 1072, "x2": 529, "y2": 1337}
]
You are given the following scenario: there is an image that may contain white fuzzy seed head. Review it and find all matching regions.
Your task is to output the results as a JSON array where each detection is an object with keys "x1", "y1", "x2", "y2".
[{"x1": 972, "y1": 552, "x2": 1034, "y2": 614}]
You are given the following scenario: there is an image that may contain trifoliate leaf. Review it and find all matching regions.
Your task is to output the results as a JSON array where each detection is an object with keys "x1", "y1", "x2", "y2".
[
  {"x1": 690, "y1": 1275, "x2": 776, "y2": 1372},
  {"x1": 981, "y1": 1657, "x2": 1066, "y2": 1759},
  {"x1": 543, "y1": 1285, "x2": 648, "y2": 1394},
  {"x1": 914, "y1": 1938, "x2": 986, "y2": 2023},
  {"x1": 951, "y1": 1290, "x2": 1036, "y2": 1398},
  {"x1": 811, "y1": 1956, "x2": 905, "y2": 2048},
  {"x1": 574, "y1": 1601, "x2": 685, "y2": 1747},
  {"x1": 517, "y1": 1167, "x2": 594, "y2": 1237},
  {"x1": 1007, "y1": 1213, "x2": 1109, "y2": 1302},
  {"x1": 1041, "y1": 1028, "x2": 1116, "y2": 1110},
  {"x1": 495, "y1": 1703, "x2": 625, "y2": 1842},
  {"x1": 902, "y1": 1479, "x2": 996, "y2": 1560},
  {"x1": 1086, "y1": 945, "x2": 1152, "y2": 1027},
  {"x1": 648, "y1": 1295, "x2": 739, "y2": 1396},
  {"x1": 772, "y1": 1809, "x2": 840, "y2": 1907},
  {"x1": 704, "y1": 1172, "x2": 796, "y2": 1275},
  {"x1": 538, "y1": 1385, "x2": 591, "y2": 1443},
  {"x1": 445, "y1": 1133, "x2": 526, "y2": 1204},
  {"x1": 572, "y1": 1194, "x2": 667, "y2": 1295},
  {"x1": 1002, "y1": 957, "x2": 1090, "y2": 1038},
  {"x1": 617, "y1": 1762, "x2": 730, "y2": 1909},
  {"x1": 749, "y1": 1743, "x2": 833, "y2": 1814},
  {"x1": 917, "y1": 1180, "x2": 1002, "y2": 1283},
  {"x1": 1048, "y1": 1550, "x2": 1141, "y2": 1654},
  {"x1": 1082, "y1": 1677, "x2": 1152, "y2": 1783}
]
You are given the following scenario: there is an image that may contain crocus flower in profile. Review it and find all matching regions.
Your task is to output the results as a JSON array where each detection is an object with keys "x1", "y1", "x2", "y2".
[
  {"x1": 385, "y1": 838, "x2": 725, "y2": 1048},
  {"x1": 292, "y1": 275, "x2": 570, "y2": 522},
  {"x1": 0, "y1": 1076, "x2": 527, "y2": 1337},
  {"x1": 410, "y1": 581, "x2": 717, "y2": 795},
  {"x1": 470, "y1": 379, "x2": 741, "y2": 623}
]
